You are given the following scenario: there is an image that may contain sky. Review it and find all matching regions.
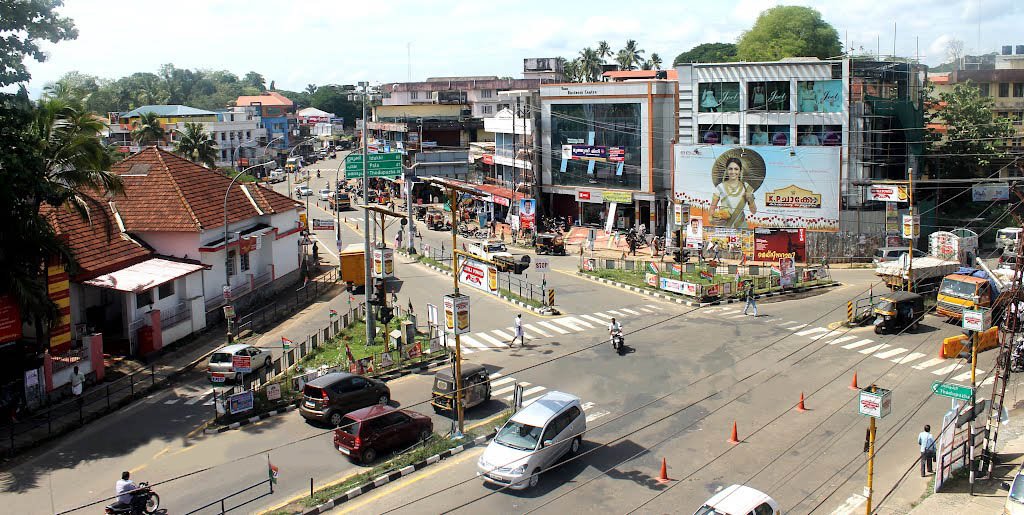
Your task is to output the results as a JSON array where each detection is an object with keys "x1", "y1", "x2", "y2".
[{"x1": 16, "y1": 0, "x2": 1023, "y2": 97}]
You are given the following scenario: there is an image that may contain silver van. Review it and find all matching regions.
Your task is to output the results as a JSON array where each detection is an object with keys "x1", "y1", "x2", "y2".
[{"x1": 477, "y1": 391, "x2": 585, "y2": 490}]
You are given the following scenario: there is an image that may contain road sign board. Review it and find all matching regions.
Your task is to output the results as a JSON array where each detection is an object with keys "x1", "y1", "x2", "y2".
[
  {"x1": 345, "y1": 153, "x2": 402, "y2": 178},
  {"x1": 534, "y1": 258, "x2": 549, "y2": 272},
  {"x1": 232, "y1": 354, "x2": 252, "y2": 373},
  {"x1": 931, "y1": 381, "x2": 973, "y2": 401}
]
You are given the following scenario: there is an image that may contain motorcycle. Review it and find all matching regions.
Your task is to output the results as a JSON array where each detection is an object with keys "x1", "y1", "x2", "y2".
[
  {"x1": 611, "y1": 331, "x2": 625, "y2": 354},
  {"x1": 105, "y1": 482, "x2": 160, "y2": 514}
]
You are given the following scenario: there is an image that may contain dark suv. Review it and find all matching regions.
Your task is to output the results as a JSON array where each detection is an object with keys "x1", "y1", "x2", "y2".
[
  {"x1": 299, "y1": 372, "x2": 391, "y2": 427},
  {"x1": 334, "y1": 405, "x2": 433, "y2": 463}
]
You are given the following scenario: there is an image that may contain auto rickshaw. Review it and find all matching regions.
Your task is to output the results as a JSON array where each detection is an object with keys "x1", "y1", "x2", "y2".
[
  {"x1": 415, "y1": 206, "x2": 428, "y2": 221},
  {"x1": 535, "y1": 233, "x2": 566, "y2": 255},
  {"x1": 426, "y1": 209, "x2": 450, "y2": 231},
  {"x1": 430, "y1": 363, "x2": 491, "y2": 414},
  {"x1": 872, "y1": 290, "x2": 925, "y2": 334}
]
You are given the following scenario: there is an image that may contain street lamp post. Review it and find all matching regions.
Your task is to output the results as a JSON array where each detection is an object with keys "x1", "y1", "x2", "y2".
[
  {"x1": 286, "y1": 137, "x2": 316, "y2": 200},
  {"x1": 223, "y1": 159, "x2": 277, "y2": 343}
]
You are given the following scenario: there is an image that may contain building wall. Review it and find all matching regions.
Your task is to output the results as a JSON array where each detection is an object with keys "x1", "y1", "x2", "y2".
[{"x1": 375, "y1": 104, "x2": 464, "y2": 121}]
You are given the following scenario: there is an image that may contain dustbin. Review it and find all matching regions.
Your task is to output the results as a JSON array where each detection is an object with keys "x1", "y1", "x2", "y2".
[{"x1": 137, "y1": 325, "x2": 155, "y2": 355}]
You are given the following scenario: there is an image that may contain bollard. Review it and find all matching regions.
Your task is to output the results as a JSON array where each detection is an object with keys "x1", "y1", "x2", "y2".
[{"x1": 847, "y1": 301, "x2": 853, "y2": 324}]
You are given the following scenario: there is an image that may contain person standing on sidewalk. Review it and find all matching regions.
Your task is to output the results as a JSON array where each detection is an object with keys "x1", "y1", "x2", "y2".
[
  {"x1": 742, "y1": 281, "x2": 758, "y2": 316},
  {"x1": 918, "y1": 425, "x2": 936, "y2": 476},
  {"x1": 512, "y1": 314, "x2": 525, "y2": 347},
  {"x1": 395, "y1": 228, "x2": 403, "y2": 250},
  {"x1": 71, "y1": 365, "x2": 85, "y2": 404}
]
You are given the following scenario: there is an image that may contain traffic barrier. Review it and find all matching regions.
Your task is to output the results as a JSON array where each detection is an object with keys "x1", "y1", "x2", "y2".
[
  {"x1": 547, "y1": 289, "x2": 556, "y2": 307},
  {"x1": 728, "y1": 422, "x2": 739, "y2": 444},
  {"x1": 849, "y1": 372, "x2": 859, "y2": 390},
  {"x1": 847, "y1": 301, "x2": 853, "y2": 324},
  {"x1": 797, "y1": 392, "x2": 808, "y2": 412},
  {"x1": 656, "y1": 457, "x2": 671, "y2": 484},
  {"x1": 940, "y1": 326, "x2": 1000, "y2": 359}
]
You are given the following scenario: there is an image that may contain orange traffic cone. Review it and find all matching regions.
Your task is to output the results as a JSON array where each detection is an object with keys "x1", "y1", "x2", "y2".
[
  {"x1": 797, "y1": 392, "x2": 808, "y2": 412},
  {"x1": 938, "y1": 344, "x2": 945, "y2": 359},
  {"x1": 849, "y1": 372, "x2": 859, "y2": 390},
  {"x1": 728, "y1": 422, "x2": 740, "y2": 444},
  {"x1": 656, "y1": 458, "x2": 671, "y2": 484}
]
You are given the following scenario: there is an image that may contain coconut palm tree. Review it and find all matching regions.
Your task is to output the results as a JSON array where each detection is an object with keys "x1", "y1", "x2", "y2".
[
  {"x1": 578, "y1": 47, "x2": 603, "y2": 82},
  {"x1": 305, "y1": 84, "x2": 318, "y2": 95},
  {"x1": 174, "y1": 122, "x2": 218, "y2": 168},
  {"x1": 131, "y1": 111, "x2": 164, "y2": 145},
  {"x1": 597, "y1": 41, "x2": 612, "y2": 63},
  {"x1": 649, "y1": 53, "x2": 663, "y2": 70},
  {"x1": 617, "y1": 40, "x2": 645, "y2": 70},
  {"x1": 563, "y1": 58, "x2": 582, "y2": 82}
]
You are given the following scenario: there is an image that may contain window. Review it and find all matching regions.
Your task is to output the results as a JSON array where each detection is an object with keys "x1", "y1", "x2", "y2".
[
  {"x1": 410, "y1": 91, "x2": 419, "y2": 100},
  {"x1": 226, "y1": 250, "x2": 236, "y2": 278},
  {"x1": 699, "y1": 124, "x2": 740, "y2": 145},
  {"x1": 748, "y1": 125, "x2": 791, "y2": 146},
  {"x1": 752, "y1": 502, "x2": 775, "y2": 515},
  {"x1": 1016, "y1": 84, "x2": 1024, "y2": 98},
  {"x1": 1000, "y1": 83, "x2": 1010, "y2": 97},
  {"x1": 748, "y1": 81, "x2": 790, "y2": 111},
  {"x1": 239, "y1": 251, "x2": 250, "y2": 272},
  {"x1": 157, "y1": 281, "x2": 175, "y2": 300},
  {"x1": 798, "y1": 125, "x2": 842, "y2": 146},
  {"x1": 481, "y1": 89, "x2": 494, "y2": 99},
  {"x1": 797, "y1": 80, "x2": 843, "y2": 112},
  {"x1": 979, "y1": 83, "x2": 990, "y2": 97},
  {"x1": 698, "y1": 82, "x2": 740, "y2": 112},
  {"x1": 220, "y1": 132, "x2": 226, "y2": 141},
  {"x1": 135, "y1": 289, "x2": 154, "y2": 309},
  {"x1": 221, "y1": 149, "x2": 227, "y2": 159},
  {"x1": 246, "y1": 130, "x2": 251, "y2": 139},
  {"x1": 550, "y1": 103, "x2": 643, "y2": 190},
  {"x1": 482, "y1": 105, "x2": 493, "y2": 115}
]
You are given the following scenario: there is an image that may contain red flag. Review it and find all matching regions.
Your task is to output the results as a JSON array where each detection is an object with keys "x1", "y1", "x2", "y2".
[
  {"x1": 345, "y1": 345, "x2": 357, "y2": 365},
  {"x1": 281, "y1": 337, "x2": 293, "y2": 349}
]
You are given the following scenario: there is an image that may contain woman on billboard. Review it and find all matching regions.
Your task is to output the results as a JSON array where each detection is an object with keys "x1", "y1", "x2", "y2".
[{"x1": 708, "y1": 151, "x2": 765, "y2": 229}]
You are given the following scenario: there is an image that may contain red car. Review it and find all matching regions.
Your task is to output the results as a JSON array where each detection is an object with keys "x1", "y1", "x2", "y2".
[{"x1": 333, "y1": 405, "x2": 433, "y2": 463}]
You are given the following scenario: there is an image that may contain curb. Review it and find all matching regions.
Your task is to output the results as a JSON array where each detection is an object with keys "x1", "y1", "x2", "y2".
[
  {"x1": 301, "y1": 432, "x2": 495, "y2": 514},
  {"x1": 204, "y1": 404, "x2": 299, "y2": 434},
  {"x1": 401, "y1": 254, "x2": 554, "y2": 316},
  {"x1": 575, "y1": 271, "x2": 840, "y2": 306}
]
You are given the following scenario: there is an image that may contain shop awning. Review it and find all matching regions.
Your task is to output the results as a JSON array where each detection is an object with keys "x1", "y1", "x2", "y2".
[
  {"x1": 83, "y1": 258, "x2": 206, "y2": 293},
  {"x1": 473, "y1": 183, "x2": 531, "y2": 203}
]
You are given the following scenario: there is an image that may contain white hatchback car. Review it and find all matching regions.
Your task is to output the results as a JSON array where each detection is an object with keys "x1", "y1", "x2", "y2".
[
  {"x1": 318, "y1": 188, "x2": 333, "y2": 201},
  {"x1": 477, "y1": 391, "x2": 585, "y2": 490},
  {"x1": 694, "y1": 484, "x2": 779, "y2": 515},
  {"x1": 207, "y1": 344, "x2": 274, "y2": 381}
]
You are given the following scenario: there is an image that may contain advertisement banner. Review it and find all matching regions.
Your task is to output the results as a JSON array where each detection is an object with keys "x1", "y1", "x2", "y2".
[
  {"x1": 519, "y1": 199, "x2": 536, "y2": 230},
  {"x1": 659, "y1": 277, "x2": 699, "y2": 297},
  {"x1": 698, "y1": 83, "x2": 740, "y2": 112},
  {"x1": 797, "y1": 80, "x2": 843, "y2": 113},
  {"x1": 231, "y1": 354, "x2": 251, "y2": 373},
  {"x1": 443, "y1": 294, "x2": 470, "y2": 335},
  {"x1": 312, "y1": 219, "x2": 335, "y2": 231},
  {"x1": 869, "y1": 185, "x2": 909, "y2": 202},
  {"x1": 457, "y1": 255, "x2": 498, "y2": 295},
  {"x1": 576, "y1": 189, "x2": 603, "y2": 204},
  {"x1": 674, "y1": 145, "x2": 840, "y2": 232},
  {"x1": 228, "y1": 390, "x2": 254, "y2": 414},
  {"x1": 973, "y1": 183, "x2": 1010, "y2": 202},
  {"x1": 754, "y1": 228, "x2": 806, "y2": 262},
  {"x1": 885, "y1": 202, "x2": 899, "y2": 234},
  {"x1": 0, "y1": 294, "x2": 22, "y2": 343},
  {"x1": 685, "y1": 216, "x2": 703, "y2": 248},
  {"x1": 372, "y1": 248, "x2": 394, "y2": 278},
  {"x1": 561, "y1": 145, "x2": 626, "y2": 162},
  {"x1": 780, "y1": 257, "x2": 796, "y2": 288},
  {"x1": 47, "y1": 261, "x2": 71, "y2": 349},
  {"x1": 603, "y1": 190, "x2": 633, "y2": 204},
  {"x1": 902, "y1": 215, "x2": 920, "y2": 239},
  {"x1": 673, "y1": 204, "x2": 683, "y2": 225}
]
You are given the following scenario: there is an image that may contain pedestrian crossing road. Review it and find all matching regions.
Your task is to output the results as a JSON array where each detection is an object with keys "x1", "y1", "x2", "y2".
[
  {"x1": 443, "y1": 304, "x2": 667, "y2": 355},
  {"x1": 700, "y1": 306, "x2": 993, "y2": 386}
]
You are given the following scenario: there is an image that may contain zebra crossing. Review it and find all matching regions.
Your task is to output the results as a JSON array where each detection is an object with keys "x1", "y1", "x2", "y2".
[
  {"x1": 443, "y1": 304, "x2": 666, "y2": 355},
  {"x1": 700, "y1": 305, "x2": 996, "y2": 387},
  {"x1": 145, "y1": 385, "x2": 218, "y2": 406},
  {"x1": 487, "y1": 372, "x2": 610, "y2": 423}
]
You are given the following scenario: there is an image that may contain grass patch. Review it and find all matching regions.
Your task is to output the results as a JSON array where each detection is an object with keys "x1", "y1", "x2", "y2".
[
  {"x1": 418, "y1": 255, "x2": 451, "y2": 271},
  {"x1": 500, "y1": 288, "x2": 543, "y2": 308}
]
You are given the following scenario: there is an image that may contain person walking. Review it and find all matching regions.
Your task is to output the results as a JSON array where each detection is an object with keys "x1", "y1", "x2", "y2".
[
  {"x1": 711, "y1": 241, "x2": 721, "y2": 262},
  {"x1": 918, "y1": 425, "x2": 936, "y2": 476},
  {"x1": 512, "y1": 314, "x2": 525, "y2": 347},
  {"x1": 629, "y1": 231, "x2": 638, "y2": 256},
  {"x1": 742, "y1": 281, "x2": 758, "y2": 316},
  {"x1": 70, "y1": 365, "x2": 85, "y2": 404},
  {"x1": 395, "y1": 228, "x2": 403, "y2": 250}
]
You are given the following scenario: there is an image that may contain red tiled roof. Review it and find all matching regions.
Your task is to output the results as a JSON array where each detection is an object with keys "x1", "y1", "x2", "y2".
[
  {"x1": 234, "y1": 91, "x2": 294, "y2": 108},
  {"x1": 110, "y1": 147, "x2": 301, "y2": 232},
  {"x1": 42, "y1": 198, "x2": 153, "y2": 281},
  {"x1": 602, "y1": 70, "x2": 678, "y2": 81},
  {"x1": 929, "y1": 73, "x2": 950, "y2": 85},
  {"x1": 472, "y1": 183, "x2": 530, "y2": 201}
]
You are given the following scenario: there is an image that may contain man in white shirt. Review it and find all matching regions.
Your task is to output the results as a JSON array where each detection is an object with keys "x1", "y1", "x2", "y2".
[
  {"x1": 917, "y1": 425, "x2": 936, "y2": 476},
  {"x1": 608, "y1": 318, "x2": 622, "y2": 336},
  {"x1": 512, "y1": 314, "x2": 524, "y2": 347},
  {"x1": 115, "y1": 471, "x2": 137, "y2": 507}
]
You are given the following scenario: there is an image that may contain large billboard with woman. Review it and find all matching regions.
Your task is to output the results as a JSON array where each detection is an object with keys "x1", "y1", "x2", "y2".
[{"x1": 674, "y1": 145, "x2": 840, "y2": 232}]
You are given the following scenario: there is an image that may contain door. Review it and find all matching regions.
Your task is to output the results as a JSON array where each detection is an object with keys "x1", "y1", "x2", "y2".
[
  {"x1": 331, "y1": 378, "x2": 358, "y2": 412},
  {"x1": 349, "y1": 376, "x2": 375, "y2": 408},
  {"x1": 380, "y1": 411, "x2": 412, "y2": 448}
]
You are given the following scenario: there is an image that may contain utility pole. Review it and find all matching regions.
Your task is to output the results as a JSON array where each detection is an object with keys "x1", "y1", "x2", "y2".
[
  {"x1": 907, "y1": 168, "x2": 914, "y2": 292},
  {"x1": 360, "y1": 81, "x2": 376, "y2": 344},
  {"x1": 865, "y1": 416, "x2": 876, "y2": 515}
]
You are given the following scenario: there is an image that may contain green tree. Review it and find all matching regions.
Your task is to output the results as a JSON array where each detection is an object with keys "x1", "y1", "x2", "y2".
[
  {"x1": 578, "y1": 47, "x2": 603, "y2": 82},
  {"x1": 173, "y1": 121, "x2": 217, "y2": 168},
  {"x1": 0, "y1": 0, "x2": 79, "y2": 86},
  {"x1": 736, "y1": 6, "x2": 841, "y2": 61},
  {"x1": 244, "y1": 71, "x2": 266, "y2": 91},
  {"x1": 928, "y1": 81, "x2": 1015, "y2": 178},
  {"x1": 597, "y1": 41, "x2": 612, "y2": 63},
  {"x1": 305, "y1": 84, "x2": 318, "y2": 95},
  {"x1": 131, "y1": 111, "x2": 165, "y2": 145},
  {"x1": 648, "y1": 53, "x2": 663, "y2": 70},
  {"x1": 616, "y1": 40, "x2": 645, "y2": 70},
  {"x1": 673, "y1": 42, "x2": 738, "y2": 65}
]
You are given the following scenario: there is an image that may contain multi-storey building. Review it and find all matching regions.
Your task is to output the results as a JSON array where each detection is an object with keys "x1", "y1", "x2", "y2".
[
  {"x1": 381, "y1": 76, "x2": 554, "y2": 120},
  {"x1": 107, "y1": 104, "x2": 220, "y2": 151},
  {"x1": 234, "y1": 91, "x2": 295, "y2": 150},
  {"x1": 942, "y1": 45, "x2": 1024, "y2": 156}
]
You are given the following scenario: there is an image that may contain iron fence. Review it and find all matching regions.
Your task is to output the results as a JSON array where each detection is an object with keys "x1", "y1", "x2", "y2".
[
  {"x1": 417, "y1": 241, "x2": 453, "y2": 268},
  {"x1": 160, "y1": 301, "x2": 192, "y2": 328},
  {"x1": 496, "y1": 272, "x2": 546, "y2": 305},
  {"x1": 50, "y1": 346, "x2": 88, "y2": 373},
  {"x1": 235, "y1": 266, "x2": 340, "y2": 336},
  {"x1": 184, "y1": 478, "x2": 274, "y2": 514}
]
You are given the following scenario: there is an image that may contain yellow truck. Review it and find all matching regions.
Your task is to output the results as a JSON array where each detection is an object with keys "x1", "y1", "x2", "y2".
[
  {"x1": 935, "y1": 269, "x2": 1005, "y2": 321},
  {"x1": 338, "y1": 244, "x2": 366, "y2": 291}
]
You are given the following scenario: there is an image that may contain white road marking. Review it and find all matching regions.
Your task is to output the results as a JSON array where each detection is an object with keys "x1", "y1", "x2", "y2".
[
  {"x1": 842, "y1": 339, "x2": 875, "y2": 350},
  {"x1": 826, "y1": 335, "x2": 858, "y2": 346},
  {"x1": 787, "y1": 323, "x2": 808, "y2": 331},
  {"x1": 796, "y1": 327, "x2": 830, "y2": 337},
  {"x1": 810, "y1": 330, "x2": 845, "y2": 341},
  {"x1": 164, "y1": 399, "x2": 180, "y2": 405},
  {"x1": 580, "y1": 401, "x2": 596, "y2": 411},
  {"x1": 830, "y1": 493, "x2": 866, "y2": 515},
  {"x1": 873, "y1": 348, "x2": 908, "y2": 359},
  {"x1": 778, "y1": 320, "x2": 802, "y2": 327},
  {"x1": 729, "y1": 314, "x2": 748, "y2": 319},
  {"x1": 579, "y1": 315, "x2": 606, "y2": 326},
  {"x1": 637, "y1": 307, "x2": 654, "y2": 313},
  {"x1": 458, "y1": 344, "x2": 475, "y2": 354},
  {"x1": 913, "y1": 358, "x2": 947, "y2": 370},
  {"x1": 493, "y1": 385, "x2": 516, "y2": 396},
  {"x1": 892, "y1": 352, "x2": 927, "y2": 365},
  {"x1": 524, "y1": 324, "x2": 552, "y2": 337},
  {"x1": 981, "y1": 376, "x2": 995, "y2": 386},
  {"x1": 562, "y1": 316, "x2": 594, "y2": 328},
  {"x1": 620, "y1": 308, "x2": 640, "y2": 315},
  {"x1": 460, "y1": 336, "x2": 489, "y2": 350},
  {"x1": 475, "y1": 333, "x2": 508, "y2": 347},
  {"x1": 858, "y1": 343, "x2": 890, "y2": 354},
  {"x1": 490, "y1": 329, "x2": 514, "y2": 340},
  {"x1": 491, "y1": 377, "x2": 515, "y2": 386},
  {"x1": 952, "y1": 371, "x2": 974, "y2": 382},
  {"x1": 644, "y1": 304, "x2": 662, "y2": 310},
  {"x1": 606, "y1": 310, "x2": 625, "y2": 316},
  {"x1": 488, "y1": 372, "x2": 504, "y2": 379},
  {"x1": 551, "y1": 318, "x2": 585, "y2": 331},
  {"x1": 521, "y1": 386, "x2": 547, "y2": 397},
  {"x1": 586, "y1": 410, "x2": 611, "y2": 423},
  {"x1": 538, "y1": 321, "x2": 570, "y2": 335},
  {"x1": 932, "y1": 363, "x2": 965, "y2": 375},
  {"x1": 184, "y1": 396, "x2": 205, "y2": 406},
  {"x1": 592, "y1": 312, "x2": 614, "y2": 319}
]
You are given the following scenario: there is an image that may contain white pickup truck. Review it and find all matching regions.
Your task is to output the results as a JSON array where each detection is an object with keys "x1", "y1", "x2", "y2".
[{"x1": 466, "y1": 240, "x2": 528, "y2": 273}]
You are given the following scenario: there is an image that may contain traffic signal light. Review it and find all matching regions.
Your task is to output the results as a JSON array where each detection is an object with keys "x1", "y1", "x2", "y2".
[
  {"x1": 378, "y1": 306, "x2": 394, "y2": 325},
  {"x1": 369, "y1": 280, "x2": 386, "y2": 306}
]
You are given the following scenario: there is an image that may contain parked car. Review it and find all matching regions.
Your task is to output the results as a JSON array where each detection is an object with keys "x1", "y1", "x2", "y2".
[
  {"x1": 333, "y1": 405, "x2": 432, "y2": 463},
  {"x1": 318, "y1": 188, "x2": 333, "y2": 201},
  {"x1": 207, "y1": 344, "x2": 273, "y2": 382},
  {"x1": 295, "y1": 185, "x2": 313, "y2": 197},
  {"x1": 997, "y1": 227, "x2": 1023, "y2": 251},
  {"x1": 1002, "y1": 462, "x2": 1024, "y2": 515},
  {"x1": 694, "y1": 484, "x2": 779, "y2": 515},
  {"x1": 477, "y1": 391, "x2": 585, "y2": 490},
  {"x1": 999, "y1": 251, "x2": 1019, "y2": 271},
  {"x1": 299, "y1": 372, "x2": 391, "y2": 427},
  {"x1": 268, "y1": 169, "x2": 286, "y2": 184},
  {"x1": 872, "y1": 247, "x2": 925, "y2": 266}
]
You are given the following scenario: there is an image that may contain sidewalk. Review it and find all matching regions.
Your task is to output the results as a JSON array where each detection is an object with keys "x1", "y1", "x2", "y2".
[{"x1": 1, "y1": 269, "x2": 345, "y2": 459}]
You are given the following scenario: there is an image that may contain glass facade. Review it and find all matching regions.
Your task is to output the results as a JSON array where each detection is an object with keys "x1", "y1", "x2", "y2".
[
  {"x1": 698, "y1": 82, "x2": 740, "y2": 112},
  {"x1": 797, "y1": 125, "x2": 842, "y2": 146},
  {"x1": 550, "y1": 103, "x2": 642, "y2": 190},
  {"x1": 747, "y1": 81, "x2": 790, "y2": 111},
  {"x1": 797, "y1": 80, "x2": 843, "y2": 112},
  {"x1": 748, "y1": 125, "x2": 791, "y2": 146}
]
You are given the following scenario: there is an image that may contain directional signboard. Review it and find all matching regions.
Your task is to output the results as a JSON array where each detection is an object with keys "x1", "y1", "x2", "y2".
[
  {"x1": 931, "y1": 381, "x2": 973, "y2": 401},
  {"x1": 345, "y1": 152, "x2": 402, "y2": 179}
]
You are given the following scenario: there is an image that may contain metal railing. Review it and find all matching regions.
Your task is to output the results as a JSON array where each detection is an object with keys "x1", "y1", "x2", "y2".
[
  {"x1": 497, "y1": 272, "x2": 546, "y2": 304},
  {"x1": 185, "y1": 478, "x2": 274, "y2": 514},
  {"x1": 160, "y1": 301, "x2": 192, "y2": 328},
  {"x1": 235, "y1": 266, "x2": 340, "y2": 335},
  {"x1": 417, "y1": 241, "x2": 453, "y2": 268},
  {"x1": 50, "y1": 346, "x2": 87, "y2": 373},
  {"x1": 3, "y1": 365, "x2": 157, "y2": 456}
]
